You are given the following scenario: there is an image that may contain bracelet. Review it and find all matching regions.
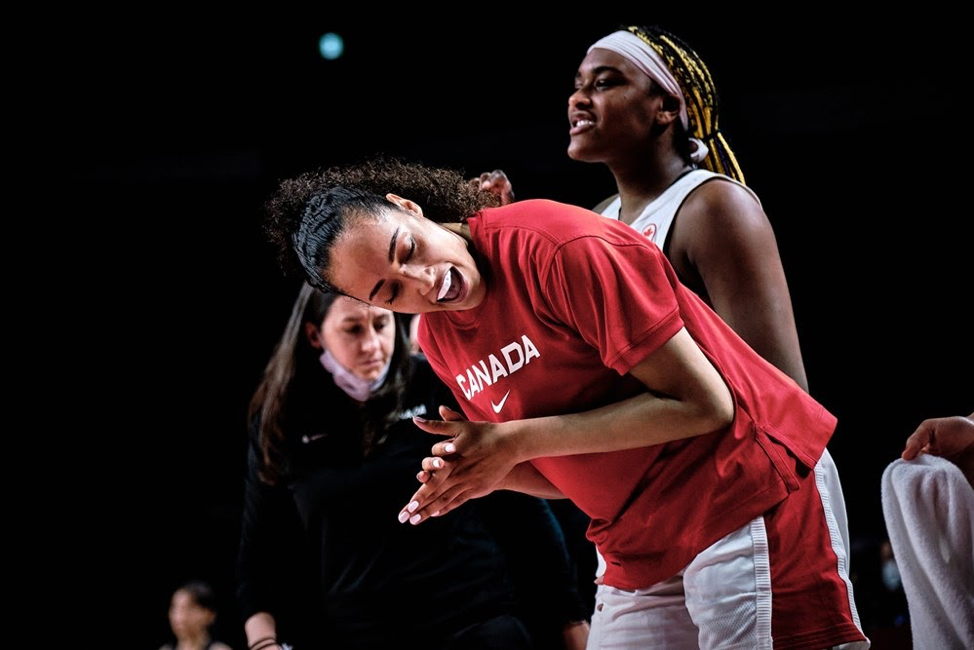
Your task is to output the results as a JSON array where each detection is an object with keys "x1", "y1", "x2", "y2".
[
  {"x1": 249, "y1": 638, "x2": 277, "y2": 650},
  {"x1": 250, "y1": 641, "x2": 279, "y2": 650}
]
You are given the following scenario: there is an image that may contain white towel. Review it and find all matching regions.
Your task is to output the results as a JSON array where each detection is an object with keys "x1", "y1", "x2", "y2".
[{"x1": 881, "y1": 455, "x2": 974, "y2": 649}]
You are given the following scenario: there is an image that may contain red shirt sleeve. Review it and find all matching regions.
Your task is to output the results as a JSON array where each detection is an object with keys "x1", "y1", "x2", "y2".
[{"x1": 542, "y1": 235, "x2": 684, "y2": 375}]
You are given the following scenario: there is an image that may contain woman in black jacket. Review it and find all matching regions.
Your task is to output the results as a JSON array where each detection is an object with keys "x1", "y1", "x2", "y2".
[{"x1": 237, "y1": 284, "x2": 587, "y2": 650}]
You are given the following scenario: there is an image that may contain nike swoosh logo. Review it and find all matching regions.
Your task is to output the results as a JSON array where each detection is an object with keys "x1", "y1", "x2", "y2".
[{"x1": 490, "y1": 390, "x2": 511, "y2": 414}]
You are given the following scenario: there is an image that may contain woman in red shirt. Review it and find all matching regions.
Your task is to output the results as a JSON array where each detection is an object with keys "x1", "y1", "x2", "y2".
[{"x1": 265, "y1": 158, "x2": 867, "y2": 649}]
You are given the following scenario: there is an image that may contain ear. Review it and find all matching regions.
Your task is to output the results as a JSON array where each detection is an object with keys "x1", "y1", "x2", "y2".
[
  {"x1": 386, "y1": 193, "x2": 425, "y2": 217},
  {"x1": 305, "y1": 322, "x2": 324, "y2": 349},
  {"x1": 655, "y1": 94, "x2": 681, "y2": 127}
]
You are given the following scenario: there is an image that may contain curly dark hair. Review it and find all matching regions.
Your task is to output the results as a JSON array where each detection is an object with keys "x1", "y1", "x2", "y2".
[{"x1": 264, "y1": 157, "x2": 500, "y2": 293}]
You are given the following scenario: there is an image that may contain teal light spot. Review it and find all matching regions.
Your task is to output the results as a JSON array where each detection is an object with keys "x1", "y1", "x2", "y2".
[{"x1": 319, "y1": 33, "x2": 344, "y2": 60}]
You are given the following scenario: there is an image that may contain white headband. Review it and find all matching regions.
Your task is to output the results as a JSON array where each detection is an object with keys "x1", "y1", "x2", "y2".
[{"x1": 588, "y1": 31, "x2": 708, "y2": 163}]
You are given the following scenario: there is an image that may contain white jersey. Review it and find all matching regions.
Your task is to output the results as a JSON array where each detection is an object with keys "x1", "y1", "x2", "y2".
[{"x1": 599, "y1": 169, "x2": 760, "y2": 249}]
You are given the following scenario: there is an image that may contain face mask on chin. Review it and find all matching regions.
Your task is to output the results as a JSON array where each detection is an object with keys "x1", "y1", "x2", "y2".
[{"x1": 319, "y1": 348, "x2": 391, "y2": 402}]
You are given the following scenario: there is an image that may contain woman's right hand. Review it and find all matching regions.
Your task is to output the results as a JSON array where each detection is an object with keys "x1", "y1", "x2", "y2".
[
  {"x1": 400, "y1": 411, "x2": 522, "y2": 524},
  {"x1": 473, "y1": 169, "x2": 515, "y2": 205}
]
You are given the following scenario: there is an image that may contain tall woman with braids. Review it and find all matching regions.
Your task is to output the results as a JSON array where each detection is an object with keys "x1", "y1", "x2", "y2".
[
  {"x1": 576, "y1": 26, "x2": 808, "y2": 388},
  {"x1": 237, "y1": 284, "x2": 588, "y2": 649},
  {"x1": 486, "y1": 25, "x2": 807, "y2": 391}
]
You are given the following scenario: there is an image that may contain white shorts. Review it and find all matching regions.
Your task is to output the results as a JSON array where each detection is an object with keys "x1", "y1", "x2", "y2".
[{"x1": 587, "y1": 450, "x2": 868, "y2": 649}]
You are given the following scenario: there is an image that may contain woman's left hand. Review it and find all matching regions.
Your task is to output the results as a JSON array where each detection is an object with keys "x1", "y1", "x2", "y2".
[{"x1": 399, "y1": 406, "x2": 520, "y2": 524}]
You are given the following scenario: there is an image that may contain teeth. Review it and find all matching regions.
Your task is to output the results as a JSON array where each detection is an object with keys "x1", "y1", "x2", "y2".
[
  {"x1": 573, "y1": 119, "x2": 594, "y2": 128},
  {"x1": 437, "y1": 268, "x2": 452, "y2": 301}
]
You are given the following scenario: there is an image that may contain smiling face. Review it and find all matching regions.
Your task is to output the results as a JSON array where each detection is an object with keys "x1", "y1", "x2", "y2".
[
  {"x1": 326, "y1": 197, "x2": 485, "y2": 314},
  {"x1": 567, "y1": 48, "x2": 673, "y2": 163}
]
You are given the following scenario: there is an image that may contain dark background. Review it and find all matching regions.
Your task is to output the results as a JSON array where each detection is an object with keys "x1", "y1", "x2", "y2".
[{"x1": 61, "y1": 11, "x2": 970, "y2": 648}]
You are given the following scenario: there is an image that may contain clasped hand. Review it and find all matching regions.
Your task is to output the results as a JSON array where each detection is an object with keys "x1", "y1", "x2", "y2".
[{"x1": 398, "y1": 406, "x2": 518, "y2": 525}]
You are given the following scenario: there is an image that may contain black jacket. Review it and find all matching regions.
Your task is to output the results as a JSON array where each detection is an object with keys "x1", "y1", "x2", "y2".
[{"x1": 237, "y1": 357, "x2": 583, "y2": 648}]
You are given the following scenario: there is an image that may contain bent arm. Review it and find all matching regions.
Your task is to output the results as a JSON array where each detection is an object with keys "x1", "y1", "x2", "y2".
[
  {"x1": 504, "y1": 328, "x2": 733, "y2": 460},
  {"x1": 407, "y1": 328, "x2": 733, "y2": 521},
  {"x1": 674, "y1": 181, "x2": 808, "y2": 391},
  {"x1": 499, "y1": 462, "x2": 568, "y2": 499}
]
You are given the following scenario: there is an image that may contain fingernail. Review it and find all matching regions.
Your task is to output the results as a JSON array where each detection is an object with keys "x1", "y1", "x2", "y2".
[
  {"x1": 410, "y1": 513, "x2": 422, "y2": 525},
  {"x1": 398, "y1": 511, "x2": 409, "y2": 523},
  {"x1": 433, "y1": 458, "x2": 443, "y2": 469},
  {"x1": 431, "y1": 510, "x2": 441, "y2": 517},
  {"x1": 407, "y1": 500, "x2": 419, "y2": 513},
  {"x1": 413, "y1": 416, "x2": 427, "y2": 423},
  {"x1": 445, "y1": 443, "x2": 456, "y2": 453}
]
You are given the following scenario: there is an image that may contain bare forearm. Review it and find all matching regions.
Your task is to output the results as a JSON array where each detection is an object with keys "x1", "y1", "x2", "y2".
[
  {"x1": 504, "y1": 330, "x2": 733, "y2": 461},
  {"x1": 405, "y1": 330, "x2": 734, "y2": 524},
  {"x1": 505, "y1": 388, "x2": 731, "y2": 462},
  {"x1": 499, "y1": 462, "x2": 567, "y2": 499},
  {"x1": 245, "y1": 612, "x2": 277, "y2": 647}
]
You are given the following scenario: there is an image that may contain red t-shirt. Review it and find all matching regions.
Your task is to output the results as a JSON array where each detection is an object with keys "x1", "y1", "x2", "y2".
[{"x1": 419, "y1": 200, "x2": 835, "y2": 589}]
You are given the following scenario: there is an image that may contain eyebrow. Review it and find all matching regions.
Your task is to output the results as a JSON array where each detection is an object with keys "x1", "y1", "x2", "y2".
[
  {"x1": 576, "y1": 65, "x2": 620, "y2": 79},
  {"x1": 388, "y1": 226, "x2": 400, "y2": 263},
  {"x1": 369, "y1": 280, "x2": 384, "y2": 302},
  {"x1": 368, "y1": 226, "x2": 402, "y2": 302}
]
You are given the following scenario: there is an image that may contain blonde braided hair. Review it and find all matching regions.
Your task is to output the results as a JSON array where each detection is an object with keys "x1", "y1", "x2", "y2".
[{"x1": 628, "y1": 25, "x2": 746, "y2": 184}]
